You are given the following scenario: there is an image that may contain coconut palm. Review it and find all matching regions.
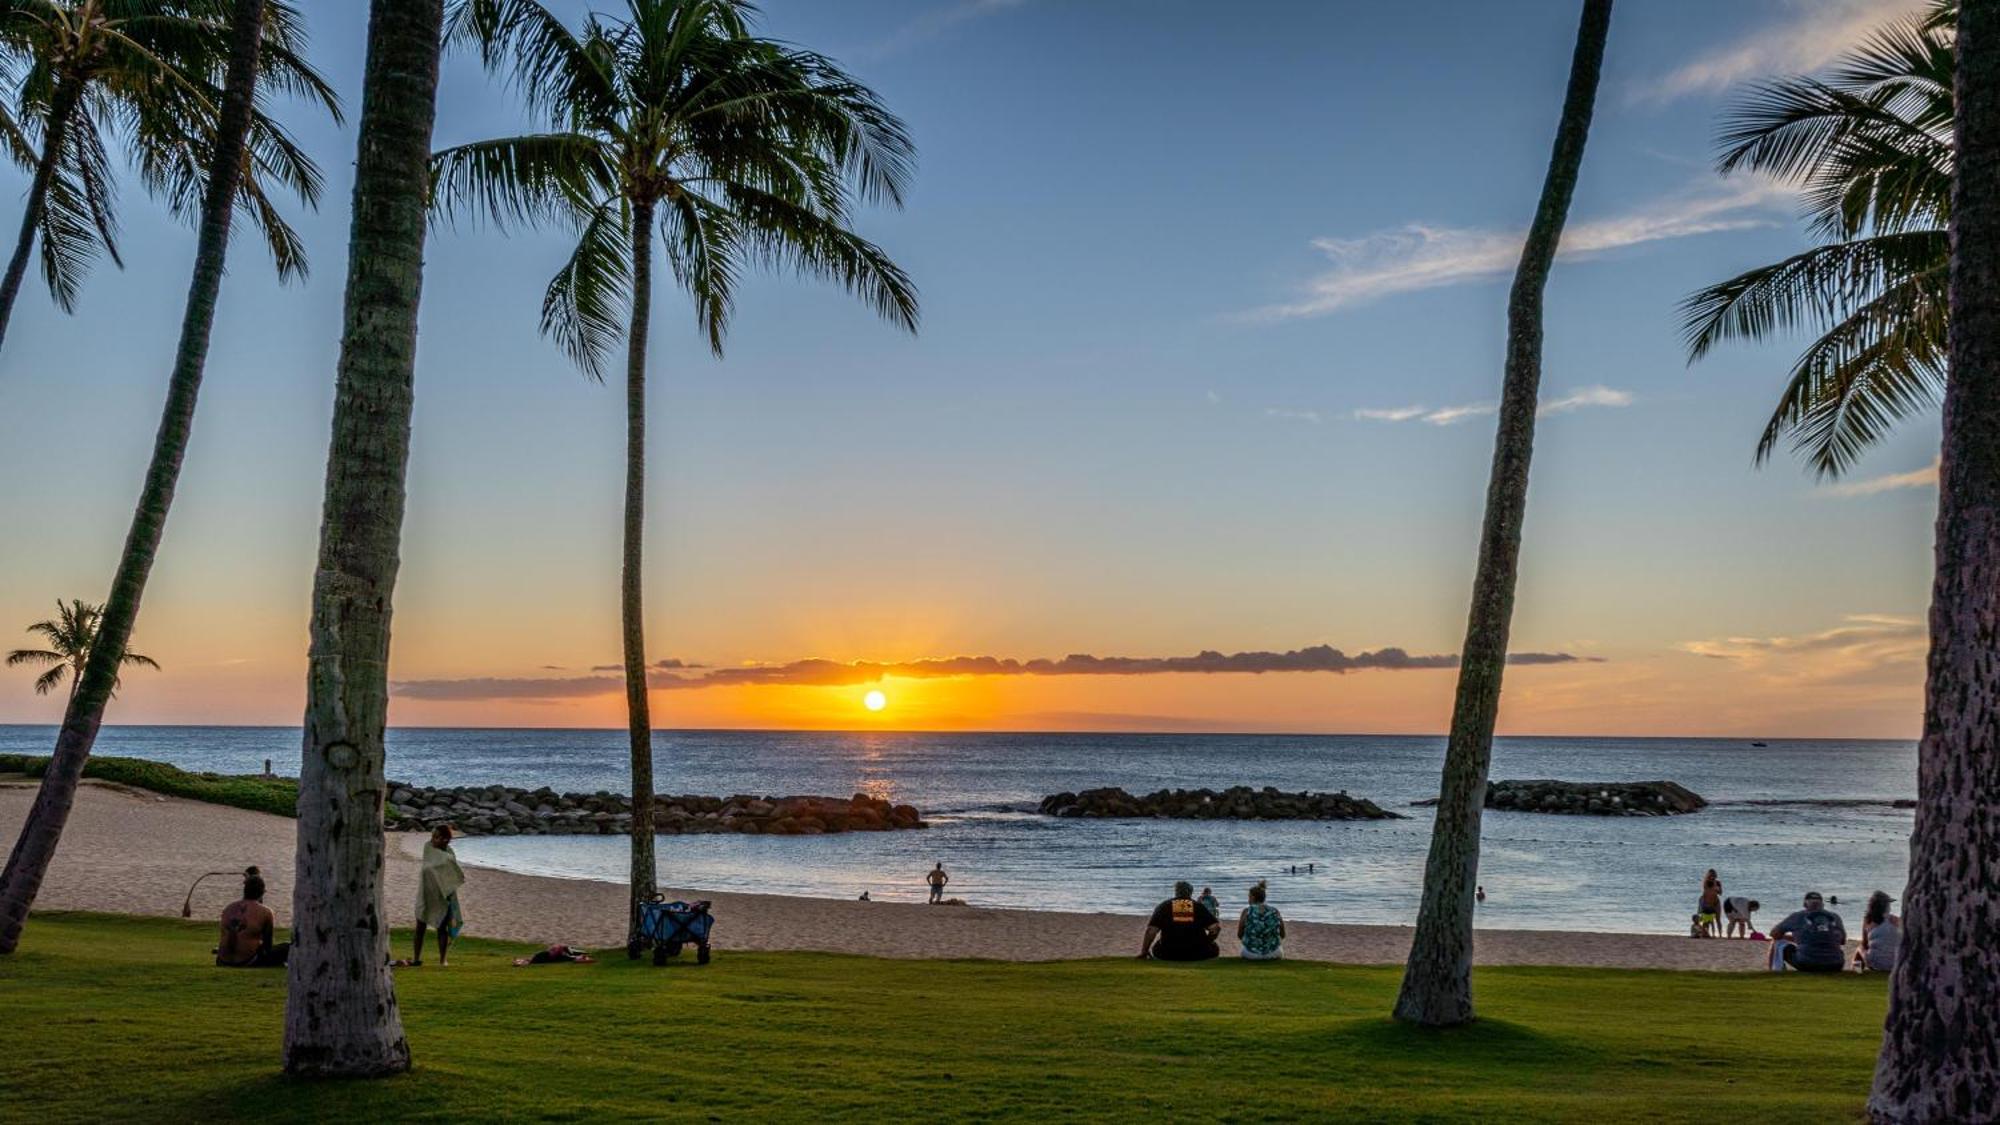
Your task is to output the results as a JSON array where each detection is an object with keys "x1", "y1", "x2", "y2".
[
  {"x1": 1393, "y1": 0, "x2": 1614, "y2": 1028},
  {"x1": 0, "y1": 0, "x2": 287, "y2": 960},
  {"x1": 437, "y1": 0, "x2": 917, "y2": 942},
  {"x1": 5, "y1": 598, "x2": 158, "y2": 699},
  {"x1": 1681, "y1": 2, "x2": 1953, "y2": 477},
  {"x1": 0, "y1": 0, "x2": 339, "y2": 356},
  {"x1": 1869, "y1": 2, "x2": 2000, "y2": 1118},
  {"x1": 279, "y1": 0, "x2": 445, "y2": 1078}
]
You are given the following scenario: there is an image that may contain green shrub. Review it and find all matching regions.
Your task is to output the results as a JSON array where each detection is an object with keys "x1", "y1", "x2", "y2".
[{"x1": 0, "y1": 753, "x2": 297, "y2": 817}]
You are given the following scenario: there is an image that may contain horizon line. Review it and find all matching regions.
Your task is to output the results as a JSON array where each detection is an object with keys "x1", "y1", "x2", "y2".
[{"x1": 0, "y1": 721, "x2": 1912, "y2": 744}]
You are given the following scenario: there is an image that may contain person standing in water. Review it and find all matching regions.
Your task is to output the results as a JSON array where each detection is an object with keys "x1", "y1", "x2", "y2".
[
  {"x1": 926, "y1": 862, "x2": 949, "y2": 904},
  {"x1": 412, "y1": 824, "x2": 466, "y2": 966}
]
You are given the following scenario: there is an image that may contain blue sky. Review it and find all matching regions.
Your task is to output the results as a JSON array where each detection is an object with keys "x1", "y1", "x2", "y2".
[{"x1": 0, "y1": 0, "x2": 1945, "y2": 734}]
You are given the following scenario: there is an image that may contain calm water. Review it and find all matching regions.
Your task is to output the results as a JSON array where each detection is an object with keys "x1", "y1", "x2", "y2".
[{"x1": 1, "y1": 725, "x2": 1917, "y2": 934}]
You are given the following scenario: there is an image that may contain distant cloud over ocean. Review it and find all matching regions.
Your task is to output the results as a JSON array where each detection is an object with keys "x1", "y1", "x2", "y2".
[{"x1": 394, "y1": 645, "x2": 1602, "y2": 701}]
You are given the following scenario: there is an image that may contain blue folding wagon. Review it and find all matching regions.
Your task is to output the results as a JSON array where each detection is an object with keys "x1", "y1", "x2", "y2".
[{"x1": 629, "y1": 896, "x2": 714, "y2": 966}]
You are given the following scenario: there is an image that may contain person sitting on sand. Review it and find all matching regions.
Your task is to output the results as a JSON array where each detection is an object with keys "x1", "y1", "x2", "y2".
[
  {"x1": 926, "y1": 863, "x2": 949, "y2": 904},
  {"x1": 1237, "y1": 881, "x2": 1285, "y2": 961},
  {"x1": 215, "y1": 867, "x2": 288, "y2": 968},
  {"x1": 1768, "y1": 891, "x2": 1845, "y2": 973},
  {"x1": 1197, "y1": 886, "x2": 1221, "y2": 919},
  {"x1": 1853, "y1": 891, "x2": 1901, "y2": 973},
  {"x1": 411, "y1": 824, "x2": 466, "y2": 967},
  {"x1": 1723, "y1": 896, "x2": 1759, "y2": 939},
  {"x1": 1139, "y1": 880, "x2": 1220, "y2": 962}
]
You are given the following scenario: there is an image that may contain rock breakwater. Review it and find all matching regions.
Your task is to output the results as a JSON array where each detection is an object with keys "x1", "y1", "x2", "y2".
[
  {"x1": 1037, "y1": 785, "x2": 1401, "y2": 820},
  {"x1": 383, "y1": 784, "x2": 926, "y2": 837}
]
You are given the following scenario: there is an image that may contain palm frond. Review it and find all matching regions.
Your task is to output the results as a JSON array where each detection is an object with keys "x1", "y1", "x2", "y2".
[
  {"x1": 1681, "y1": 231, "x2": 1946, "y2": 361},
  {"x1": 541, "y1": 200, "x2": 631, "y2": 378},
  {"x1": 32, "y1": 663, "x2": 67, "y2": 695},
  {"x1": 1753, "y1": 268, "x2": 1948, "y2": 475}
]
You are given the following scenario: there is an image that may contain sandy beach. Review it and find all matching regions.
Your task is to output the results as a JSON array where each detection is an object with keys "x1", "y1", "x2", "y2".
[{"x1": 2, "y1": 779, "x2": 1781, "y2": 970}]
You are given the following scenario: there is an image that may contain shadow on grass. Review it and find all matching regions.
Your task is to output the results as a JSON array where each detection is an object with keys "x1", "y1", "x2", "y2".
[{"x1": 1303, "y1": 1015, "x2": 1604, "y2": 1075}]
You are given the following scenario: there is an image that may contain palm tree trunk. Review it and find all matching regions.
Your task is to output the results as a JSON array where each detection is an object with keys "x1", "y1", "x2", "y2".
[
  {"x1": 1868, "y1": 2, "x2": 2000, "y2": 1118},
  {"x1": 0, "y1": 0, "x2": 267, "y2": 957},
  {"x1": 623, "y1": 198, "x2": 658, "y2": 946},
  {"x1": 281, "y1": 0, "x2": 442, "y2": 1078},
  {"x1": 0, "y1": 77, "x2": 83, "y2": 357},
  {"x1": 1392, "y1": 0, "x2": 1612, "y2": 1028}
]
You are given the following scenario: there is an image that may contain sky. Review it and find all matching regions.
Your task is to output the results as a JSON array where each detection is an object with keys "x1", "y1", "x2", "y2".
[{"x1": 0, "y1": 0, "x2": 1946, "y2": 736}]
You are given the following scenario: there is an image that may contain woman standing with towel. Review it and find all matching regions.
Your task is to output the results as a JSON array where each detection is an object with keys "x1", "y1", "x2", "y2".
[{"x1": 412, "y1": 824, "x2": 466, "y2": 966}]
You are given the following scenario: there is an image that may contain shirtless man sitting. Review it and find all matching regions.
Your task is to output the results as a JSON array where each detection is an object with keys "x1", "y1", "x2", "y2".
[{"x1": 216, "y1": 867, "x2": 289, "y2": 968}]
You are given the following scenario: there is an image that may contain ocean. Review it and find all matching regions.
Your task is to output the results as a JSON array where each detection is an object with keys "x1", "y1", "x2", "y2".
[{"x1": 0, "y1": 725, "x2": 1917, "y2": 935}]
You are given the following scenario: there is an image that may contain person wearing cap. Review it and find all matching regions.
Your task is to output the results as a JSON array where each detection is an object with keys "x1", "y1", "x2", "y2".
[
  {"x1": 1768, "y1": 891, "x2": 1847, "y2": 972},
  {"x1": 1853, "y1": 890, "x2": 1902, "y2": 972},
  {"x1": 1138, "y1": 880, "x2": 1221, "y2": 961}
]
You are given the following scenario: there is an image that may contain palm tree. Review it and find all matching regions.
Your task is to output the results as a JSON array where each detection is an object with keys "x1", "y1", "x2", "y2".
[
  {"x1": 1682, "y1": 3, "x2": 1953, "y2": 477},
  {"x1": 280, "y1": 0, "x2": 443, "y2": 1078},
  {"x1": 0, "y1": 0, "x2": 339, "y2": 356},
  {"x1": 1869, "y1": 2, "x2": 2000, "y2": 1118},
  {"x1": 0, "y1": 0, "x2": 289, "y2": 959},
  {"x1": 1393, "y1": 0, "x2": 1614, "y2": 1028},
  {"x1": 437, "y1": 0, "x2": 917, "y2": 942},
  {"x1": 5, "y1": 598, "x2": 157, "y2": 699}
]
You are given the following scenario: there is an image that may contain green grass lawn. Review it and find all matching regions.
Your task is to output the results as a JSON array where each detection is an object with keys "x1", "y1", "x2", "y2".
[{"x1": 1, "y1": 913, "x2": 1886, "y2": 1123}]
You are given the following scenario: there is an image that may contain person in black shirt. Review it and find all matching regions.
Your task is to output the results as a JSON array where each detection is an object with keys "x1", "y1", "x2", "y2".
[
  {"x1": 1768, "y1": 891, "x2": 1847, "y2": 972},
  {"x1": 1139, "y1": 880, "x2": 1220, "y2": 961}
]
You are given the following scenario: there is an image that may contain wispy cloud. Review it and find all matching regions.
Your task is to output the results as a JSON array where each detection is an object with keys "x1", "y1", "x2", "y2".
[
  {"x1": 394, "y1": 645, "x2": 1602, "y2": 701},
  {"x1": 1354, "y1": 386, "x2": 1631, "y2": 427},
  {"x1": 1681, "y1": 614, "x2": 1927, "y2": 683},
  {"x1": 1539, "y1": 385, "x2": 1633, "y2": 416},
  {"x1": 1820, "y1": 460, "x2": 1939, "y2": 499},
  {"x1": 1635, "y1": 0, "x2": 1925, "y2": 104},
  {"x1": 1250, "y1": 180, "x2": 1791, "y2": 321},
  {"x1": 1264, "y1": 407, "x2": 1322, "y2": 424},
  {"x1": 1353, "y1": 405, "x2": 1429, "y2": 423},
  {"x1": 847, "y1": 0, "x2": 1030, "y2": 63}
]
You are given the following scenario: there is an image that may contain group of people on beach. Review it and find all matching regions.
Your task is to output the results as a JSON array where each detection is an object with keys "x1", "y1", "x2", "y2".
[
  {"x1": 1137, "y1": 880, "x2": 1287, "y2": 962},
  {"x1": 1691, "y1": 867, "x2": 1902, "y2": 974},
  {"x1": 212, "y1": 824, "x2": 467, "y2": 970}
]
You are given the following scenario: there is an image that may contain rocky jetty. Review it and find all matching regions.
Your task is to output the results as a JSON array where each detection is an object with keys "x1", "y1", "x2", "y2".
[
  {"x1": 1037, "y1": 785, "x2": 1401, "y2": 820},
  {"x1": 382, "y1": 784, "x2": 925, "y2": 838},
  {"x1": 1412, "y1": 779, "x2": 1706, "y2": 816}
]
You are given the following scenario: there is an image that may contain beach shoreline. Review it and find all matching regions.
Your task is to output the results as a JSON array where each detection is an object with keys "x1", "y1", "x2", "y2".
[{"x1": 2, "y1": 778, "x2": 1801, "y2": 969}]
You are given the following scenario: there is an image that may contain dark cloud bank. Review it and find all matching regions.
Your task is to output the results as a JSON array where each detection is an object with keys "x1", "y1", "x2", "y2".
[{"x1": 394, "y1": 645, "x2": 1598, "y2": 702}]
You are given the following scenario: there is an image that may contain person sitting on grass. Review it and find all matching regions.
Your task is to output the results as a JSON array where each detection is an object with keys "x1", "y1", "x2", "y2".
[
  {"x1": 1767, "y1": 891, "x2": 1846, "y2": 973},
  {"x1": 1852, "y1": 891, "x2": 1901, "y2": 973},
  {"x1": 1139, "y1": 880, "x2": 1220, "y2": 962},
  {"x1": 1723, "y1": 895, "x2": 1759, "y2": 939},
  {"x1": 1237, "y1": 881, "x2": 1285, "y2": 961},
  {"x1": 215, "y1": 867, "x2": 288, "y2": 968},
  {"x1": 410, "y1": 824, "x2": 466, "y2": 967}
]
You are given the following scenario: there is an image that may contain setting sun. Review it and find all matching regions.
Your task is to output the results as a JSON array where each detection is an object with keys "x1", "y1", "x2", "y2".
[{"x1": 863, "y1": 689, "x2": 888, "y2": 712}]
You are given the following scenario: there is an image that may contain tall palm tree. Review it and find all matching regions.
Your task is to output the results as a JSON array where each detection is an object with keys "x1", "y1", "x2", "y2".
[
  {"x1": 1870, "y1": 2, "x2": 2000, "y2": 1118},
  {"x1": 1682, "y1": 2, "x2": 1953, "y2": 477},
  {"x1": 0, "y1": 0, "x2": 288, "y2": 958},
  {"x1": 437, "y1": 0, "x2": 917, "y2": 942},
  {"x1": 0, "y1": 0, "x2": 339, "y2": 356},
  {"x1": 5, "y1": 598, "x2": 157, "y2": 699},
  {"x1": 280, "y1": 0, "x2": 443, "y2": 1079},
  {"x1": 1393, "y1": 0, "x2": 1614, "y2": 1028}
]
